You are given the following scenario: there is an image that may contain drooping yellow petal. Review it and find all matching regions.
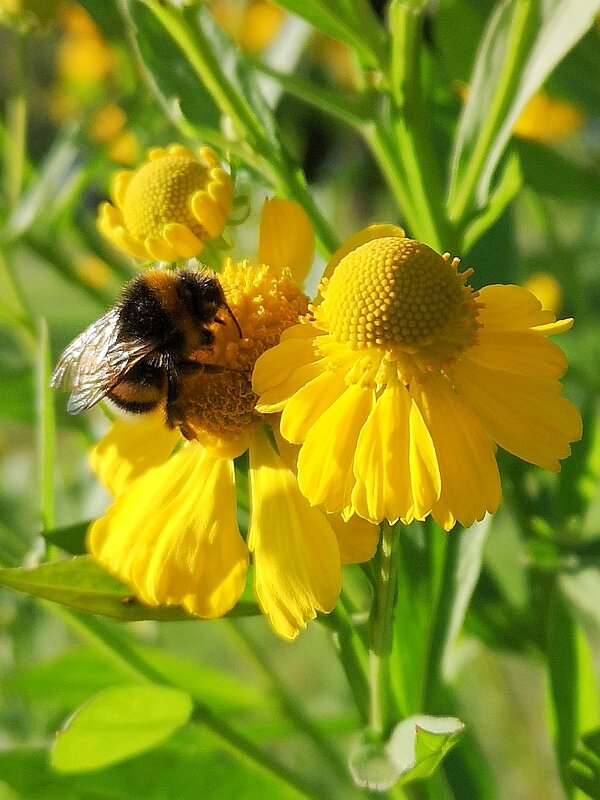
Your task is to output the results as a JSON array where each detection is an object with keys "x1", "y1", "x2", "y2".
[
  {"x1": 248, "y1": 427, "x2": 341, "y2": 639},
  {"x1": 451, "y1": 355, "x2": 582, "y2": 472},
  {"x1": 90, "y1": 415, "x2": 180, "y2": 495},
  {"x1": 321, "y1": 224, "x2": 406, "y2": 283},
  {"x1": 252, "y1": 335, "x2": 320, "y2": 399},
  {"x1": 89, "y1": 443, "x2": 248, "y2": 618},
  {"x1": 280, "y1": 366, "x2": 347, "y2": 443},
  {"x1": 258, "y1": 198, "x2": 315, "y2": 282},
  {"x1": 412, "y1": 375, "x2": 501, "y2": 530},
  {"x1": 297, "y1": 383, "x2": 375, "y2": 512},
  {"x1": 329, "y1": 513, "x2": 379, "y2": 564}
]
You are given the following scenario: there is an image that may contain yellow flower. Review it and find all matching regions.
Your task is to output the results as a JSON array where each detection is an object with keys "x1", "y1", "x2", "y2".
[
  {"x1": 513, "y1": 90, "x2": 584, "y2": 144},
  {"x1": 87, "y1": 200, "x2": 377, "y2": 639},
  {"x1": 253, "y1": 231, "x2": 582, "y2": 531},
  {"x1": 56, "y1": 4, "x2": 115, "y2": 84},
  {"x1": 87, "y1": 105, "x2": 140, "y2": 166},
  {"x1": 97, "y1": 144, "x2": 234, "y2": 262},
  {"x1": 210, "y1": 0, "x2": 286, "y2": 52}
]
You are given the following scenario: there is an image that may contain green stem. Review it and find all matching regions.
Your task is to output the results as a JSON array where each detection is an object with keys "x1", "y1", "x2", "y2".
[
  {"x1": 447, "y1": 0, "x2": 537, "y2": 225},
  {"x1": 137, "y1": 0, "x2": 338, "y2": 257},
  {"x1": 230, "y1": 622, "x2": 357, "y2": 791},
  {"x1": 37, "y1": 320, "x2": 56, "y2": 533},
  {"x1": 4, "y1": 29, "x2": 27, "y2": 210},
  {"x1": 326, "y1": 597, "x2": 370, "y2": 724},
  {"x1": 368, "y1": 521, "x2": 400, "y2": 736},
  {"x1": 385, "y1": 0, "x2": 454, "y2": 252}
]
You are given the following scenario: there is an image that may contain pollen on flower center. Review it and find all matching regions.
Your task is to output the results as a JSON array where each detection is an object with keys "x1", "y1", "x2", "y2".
[
  {"x1": 168, "y1": 260, "x2": 309, "y2": 448},
  {"x1": 123, "y1": 155, "x2": 211, "y2": 241},
  {"x1": 316, "y1": 237, "x2": 480, "y2": 371}
]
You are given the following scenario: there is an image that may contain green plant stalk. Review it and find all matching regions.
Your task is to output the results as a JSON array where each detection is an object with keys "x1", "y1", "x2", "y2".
[
  {"x1": 447, "y1": 0, "x2": 537, "y2": 225},
  {"x1": 385, "y1": 1, "x2": 454, "y2": 252},
  {"x1": 137, "y1": 0, "x2": 338, "y2": 256},
  {"x1": 368, "y1": 521, "x2": 400, "y2": 736},
  {"x1": 327, "y1": 598, "x2": 370, "y2": 724},
  {"x1": 229, "y1": 623, "x2": 357, "y2": 792},
  {"x1": 37, "y1": 319, "x2": 56, "y2": 533},
  {"x1": 4, "y1": 30, "x2": 27, "y2": 210},
  {"x1": 47, "y1": 606, "x2": 336, "y2": 800}
]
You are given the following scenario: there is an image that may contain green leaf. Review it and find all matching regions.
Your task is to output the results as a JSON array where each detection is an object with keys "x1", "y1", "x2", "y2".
[
  {"x1": 0, "y1": 734, "x2": 307, "y2": 800},
  {"x1": 9, "y1": 646, "x2": 264, "y2": 714},
  {"x1": 43, "y1": 520, "x2": 90, "y2": 555},
  {"x1": 448, "y1": 0, "x2": 600, "y2": 221},
  {"x1": 570, "y1": 728, "x2": 600, "y2": 799},
  {"x1": 515, "y1": 139, "x2": 600, "y2": 205},
  {"x1": 127, "y1": 1, "x2": 221, "y2": 134},
  {"x1": 0, "y1": 365, "x2": 33, "y2": 422},
  {"x1": 348, "y1": 716, "x2": 464, "y2": 791},
  {"x1": 0, "y1": 555, "x2": 261, "y2": 620},
  {"x1": 52, "y1": 685, "x2": 193, "y2": 773}
]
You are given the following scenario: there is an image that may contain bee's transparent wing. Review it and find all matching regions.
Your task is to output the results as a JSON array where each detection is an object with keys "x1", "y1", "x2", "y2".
[{"x1": 51, "y1": 308, "x2": 158, "y2": 414}]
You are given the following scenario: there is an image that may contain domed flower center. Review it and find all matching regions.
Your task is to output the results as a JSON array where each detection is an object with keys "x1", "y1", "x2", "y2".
[
  {"x1": 169, "y1": 261, "x2": 308, "y2": 450},
  {"x1": 316, "y1": 236, "x2": 480, "y2": 374},
  {"x1": 122, "y1": 155, "x2": 212, "y2": 241}
]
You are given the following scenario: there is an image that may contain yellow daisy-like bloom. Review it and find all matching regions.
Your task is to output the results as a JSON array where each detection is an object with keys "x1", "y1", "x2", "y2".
[
  {"x1": 97, "y1": 144, "x2": 234, "y2": 262},
  {"x1": 210, "y1": 0, "x2": 286, "y2": 52},
  {"x1": 253, "y1": 231, "x2": 582, "y2": 531},
  {"x1": 87, "y1": 200, "x2": 377, "y2": 639}
]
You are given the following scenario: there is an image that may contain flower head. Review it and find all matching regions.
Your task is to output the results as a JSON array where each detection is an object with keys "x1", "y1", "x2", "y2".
[
  {"x1": 210, "y1": 0, "x2": 286, "y2": 52},
  {"x1": 97, "y1": 144, "x2": 234, "y2": 262},
  {"x1": 253, "y1": 231, "x2": 582, "y2": 531},
  {"x1": 513, "y1": 90, "x2": 584, "y2": 144},
  {"x1": 88, "y1": 199, "x2": 377, "y2": 639}
]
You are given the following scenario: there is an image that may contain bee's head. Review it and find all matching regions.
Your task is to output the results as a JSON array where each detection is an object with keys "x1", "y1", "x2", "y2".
[{"x1": 177, "y1": 270, "x2": 226, "y2": 324}]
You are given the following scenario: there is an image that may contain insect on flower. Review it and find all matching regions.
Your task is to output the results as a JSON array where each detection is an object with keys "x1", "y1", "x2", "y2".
[{"x1": 50, "y1": 267, "x2": 243, "y2": 422}]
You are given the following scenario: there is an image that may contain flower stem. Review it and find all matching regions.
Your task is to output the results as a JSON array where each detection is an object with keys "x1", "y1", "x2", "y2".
[
  {"x1": 368, "y1": 521, "x2": 400, "y2": 736},
  {"x1": 4, "y1": 29, "x2": 27, "y2": 210}
]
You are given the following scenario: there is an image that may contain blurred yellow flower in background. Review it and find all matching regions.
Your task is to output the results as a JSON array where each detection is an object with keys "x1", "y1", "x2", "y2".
[
  {"x1": 55, "y1": 2, "x2": 115, "y2": 84},
  {"x1": 523, "y1": 272, "x2": 563, "y2": 315},
  {"x1": 254, "y1": 230, "x2": 582, "y2": 531},
  {"x1": 87, "y1": 104, "x2": 140, "y2": 166},
  {"x1": 209, "y1": 0, "x2": 286, "y2": 52},
  {"x1": 88, "y1": 199, "x2": 377, "y2": 639},
  {"x1": 97, "y1": 144, "x2": 234, "y2": 261},
  {"x1": 512, "y1": 90, "x2": 584, "y2": 143}
]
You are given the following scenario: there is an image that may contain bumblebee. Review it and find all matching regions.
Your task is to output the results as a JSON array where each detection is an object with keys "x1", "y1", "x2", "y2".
[{"x1": 51, "y1": 267, "x2": 242, "y2": 418}]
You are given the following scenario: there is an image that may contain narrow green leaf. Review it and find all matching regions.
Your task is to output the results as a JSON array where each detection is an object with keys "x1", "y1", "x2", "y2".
[
  {"x1": 448, "y1": 0, "x2": 600, "y2": 221},
  {"x1": 37, "y1": 318, "x2": 56, "y2": 532},
  {"x1": 52, "y1": 685, "x2": 193, "y2": 772},
  {"x1": 348, "y1": 716, "x2": 464, "y2": 791},
  {"x1": 43, "y1": 520, "x2": 90, "y2": 556},
  {"x1": 570, "y1": 729, "x2": 600, "y2": 799},
  {"x1": 0, "y1": 555, "x2": 261, "y2": 620}
]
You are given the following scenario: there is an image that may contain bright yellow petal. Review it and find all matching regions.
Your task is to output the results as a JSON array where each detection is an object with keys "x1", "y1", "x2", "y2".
[
  {"x1": 329, "y1": 513, "x2": 379, "y2": 564},
  {"x1": 89, "y1": 444, "x2": 248, "y2": 618},
  {"x1": 280, "y1": 367, "x2": 347, "y2": 443},
  {"x1": 451, "y1": 355, "x2": 582, "y2": 472},
  {"x1": 162, "y1": 222, "x2": 203, "y2": 258},
  {"x1": 258, "y1": 197, "x2": 315, "y2": 282},
  {"x1": 412, "y1": 375, "x2": 501, "y2": 530},
  {"x1": 477, "y1": 285, "x2": 556, "y2": 330},
  {"x1": 321, "y1": 224, "x2": 405, "y2": 283},
  {"x1": 90, "y1": 414, "x2": 180, "y2": 495},
  {"x1": 297, "y1": 383, "x2": 374, "y2": 512},
  {"x1": 248, "y1": 427, "x2": 341, "y2": 639},
  {"x1": 252, "y1": 335, "x2": 320, "y2": 399},
  {"x1": 468, "y1": 330, "x2": 568, "y2": 379}
]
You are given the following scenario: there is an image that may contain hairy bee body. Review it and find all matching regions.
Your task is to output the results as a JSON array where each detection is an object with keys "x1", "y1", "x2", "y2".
[{"x1": 51, "y1": 267, "x2": 241, "y2": 418}]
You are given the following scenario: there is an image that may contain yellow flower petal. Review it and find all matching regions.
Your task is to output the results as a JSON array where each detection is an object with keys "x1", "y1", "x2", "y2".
[
  {"x1": 477, "y1": 285, "x2": 555, "y2": 330},
  {"x1": 412, "y1": 375, "x2": 501, "y2": 530},
  {"x1": 162, "y1": 222, "x2": 203, "y2": 258},
  {"x1": 468, "y1": 330, "x2": 568, "y2": 379},
  {"x1": 329, "y1": 513, "x2": 379, "y2": 564},
  {"x1": 90, "y1": 415, "x2": 180, "y2": 495},
  {"x1": 89, "y1": 444, "x2": 248, "y2": 618},
  {"x1": 321, "y1": 224, "x2": 406, "y2": 283},
  {"x1": 248, "y1": 427, "x2": 341, "y2": 639},
  {"x1": 452, "y1": 355, "x2": 582, "y2": 472},
  {"x1": 258, "y1": 198, "x2": 315, "y2": 282},
  {"x1": 280, "y1": 366, "x2": 347, "y2": 444},
  {"x1": 252, "y1": 335, "x2": 320, "y2": 398},
  {"x1": 297, "y1": 383, "x2": 374, "y2": 512}
]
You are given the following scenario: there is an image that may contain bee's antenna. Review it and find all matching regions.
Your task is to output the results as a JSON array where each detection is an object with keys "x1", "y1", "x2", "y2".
[{"x1": 225, "y1": 302, "x2": 243, "y2": 338}]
